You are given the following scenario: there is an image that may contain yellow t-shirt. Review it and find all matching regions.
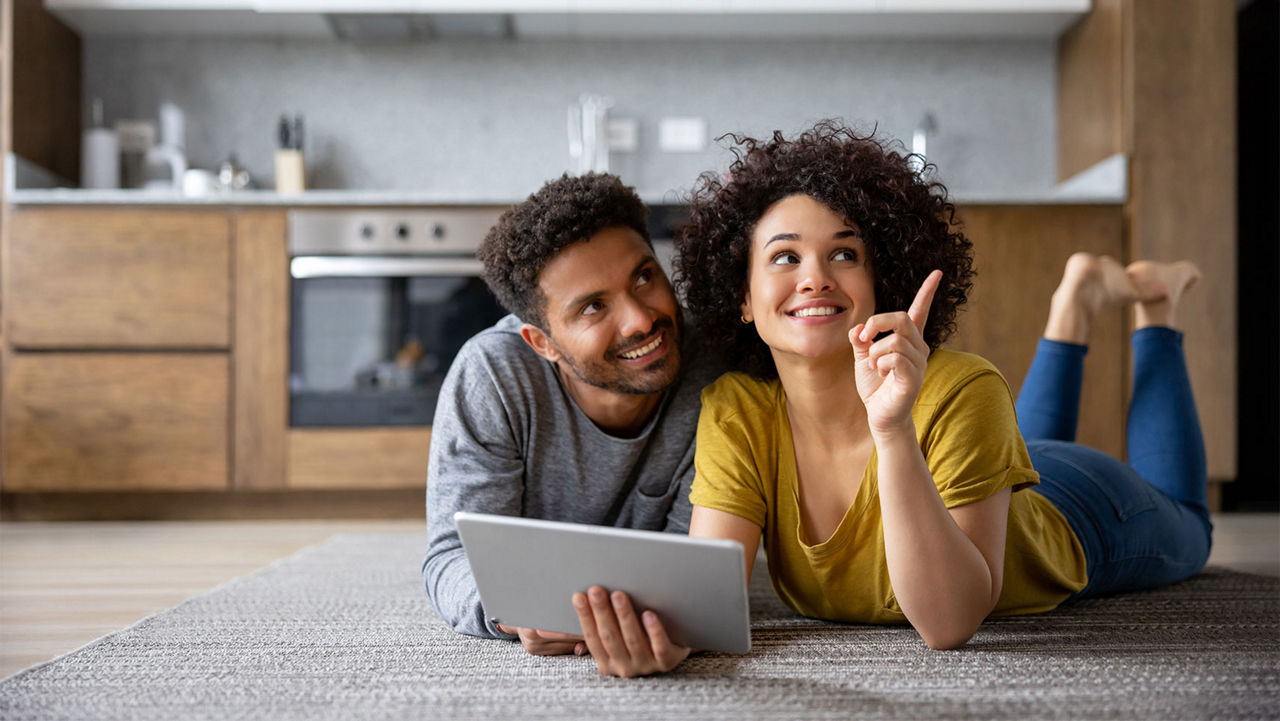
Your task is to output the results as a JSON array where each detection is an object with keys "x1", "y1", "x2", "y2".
[{"x1": 688, "y1": 350, "x2": 1088, "y2": 624}]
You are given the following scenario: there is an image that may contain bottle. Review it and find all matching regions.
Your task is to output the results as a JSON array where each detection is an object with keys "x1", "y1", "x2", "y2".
[{"x1": 81, "y1": 98, "x2": 119, "y2": 189}]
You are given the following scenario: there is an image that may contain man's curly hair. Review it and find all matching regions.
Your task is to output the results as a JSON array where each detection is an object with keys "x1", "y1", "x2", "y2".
[
  {"x1": 478, "y1": 172, "x2": 651, "y2": 330},
  {"x1": 674, "y1": 120, "x2": 975, "y2": 379}
]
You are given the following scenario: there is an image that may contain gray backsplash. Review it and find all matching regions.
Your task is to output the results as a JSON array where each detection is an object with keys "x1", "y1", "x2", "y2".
[{"x1": 83, "y1": 36, "x2": 1056, "y2": 199}]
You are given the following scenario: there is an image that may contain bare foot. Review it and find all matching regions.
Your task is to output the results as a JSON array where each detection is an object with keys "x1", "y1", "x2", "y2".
[
  {"x1": 1126, "y1": 260, "x2": 1201, "y2": 330},
  {"x1": 1044, "y1": 253, "x2": 1138, "y2": 344}
]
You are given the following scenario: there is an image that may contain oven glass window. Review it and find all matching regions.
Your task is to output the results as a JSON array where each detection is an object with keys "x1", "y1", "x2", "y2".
[{"x1": 290, "y1": 274, "x2": 506, "y2": 426}]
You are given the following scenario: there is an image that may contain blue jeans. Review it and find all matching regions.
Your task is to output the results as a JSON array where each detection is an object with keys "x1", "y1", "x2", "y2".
[{"x1": 1015, "y1": 328, "x2": 1212, "y2": 599}]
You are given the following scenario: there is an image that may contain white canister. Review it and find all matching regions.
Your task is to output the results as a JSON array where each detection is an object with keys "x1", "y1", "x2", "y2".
[{"x1": 81, "y1": 99, "x2": 119, "y2": 189}]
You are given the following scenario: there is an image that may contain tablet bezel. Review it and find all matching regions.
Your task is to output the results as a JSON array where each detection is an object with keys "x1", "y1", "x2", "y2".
[{"x1": 454, "y1": 511, "x2": 752, "y2": 654}]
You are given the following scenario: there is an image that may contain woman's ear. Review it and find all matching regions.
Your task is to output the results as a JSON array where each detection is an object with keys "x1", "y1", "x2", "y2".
[{"x1": 738, "y1": 288, "x2": 753, "y2": 324}]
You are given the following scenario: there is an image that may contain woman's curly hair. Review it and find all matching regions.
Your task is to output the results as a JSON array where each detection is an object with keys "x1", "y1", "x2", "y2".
[
  {"x1": 478, "y1": 172, "x2": 650, "y2": 330},
  {"x1": 674, "y1": 120, "x2": 975, "y2": 379}
]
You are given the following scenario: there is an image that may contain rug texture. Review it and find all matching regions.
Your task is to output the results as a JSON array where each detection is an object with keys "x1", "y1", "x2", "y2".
[{"x1": 1, "y1": 533, "x2": 1277, "y2": 720}]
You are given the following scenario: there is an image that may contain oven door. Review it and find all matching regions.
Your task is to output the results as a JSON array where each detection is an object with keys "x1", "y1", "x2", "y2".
[{"x1": 289, "y1": 255, "x2": 506, "y2": 427}]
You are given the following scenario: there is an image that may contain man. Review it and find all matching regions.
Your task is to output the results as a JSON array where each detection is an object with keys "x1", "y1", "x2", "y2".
[{"x1": 423, "y1": 172, "x2": 718, "y2": 655}]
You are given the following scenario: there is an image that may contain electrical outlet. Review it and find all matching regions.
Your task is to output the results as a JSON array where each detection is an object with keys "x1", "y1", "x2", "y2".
[
  {"x1": 607, "y1": 118, "x2": 639, "y2": 152},
  {"x1": 659, "y1": 117, "x2": 707, "y2": 153}
]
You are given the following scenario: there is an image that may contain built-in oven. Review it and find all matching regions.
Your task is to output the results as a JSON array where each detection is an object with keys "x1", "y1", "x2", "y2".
[{"x1": 288, "y1": 208, "x2": 508, "y2": 427}]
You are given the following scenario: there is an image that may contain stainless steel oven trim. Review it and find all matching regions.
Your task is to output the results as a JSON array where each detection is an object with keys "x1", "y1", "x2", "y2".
[
  {"x1": 288, "y1": 208, "x2": 504, "y2": 256},
  {"x1": 290, "y1": 256, "x2": 485, "y2": 279}
]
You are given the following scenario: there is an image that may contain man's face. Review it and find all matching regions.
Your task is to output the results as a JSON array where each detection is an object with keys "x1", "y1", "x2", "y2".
[{"x1": 534, "y1": 226, "x2": 682, "y2": 396}]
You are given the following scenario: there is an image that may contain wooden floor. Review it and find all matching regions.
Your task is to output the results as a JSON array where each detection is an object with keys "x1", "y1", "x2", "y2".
[{"x1": 1, "y1": 514, "x2": 1276, "y2": 679}]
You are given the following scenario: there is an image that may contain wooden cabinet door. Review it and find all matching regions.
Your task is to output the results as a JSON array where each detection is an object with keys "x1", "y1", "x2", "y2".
[
  {"x1": 287, "y1": 428, "x2": 431, "y2": 490},
  {"x1": 949, "y1": 204, "x2": 1127, "y2": 460},
  {"x1": 2, "y1": 353, "x2": 229, "y2": 491},
  {"x1": 5, "y1": 209, "x2": 231, "y2": 349}
]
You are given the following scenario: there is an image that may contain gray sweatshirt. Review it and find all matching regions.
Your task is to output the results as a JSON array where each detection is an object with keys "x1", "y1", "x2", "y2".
[{"x1": 422, "y1": 315, "x2": 719, "y2": 638}]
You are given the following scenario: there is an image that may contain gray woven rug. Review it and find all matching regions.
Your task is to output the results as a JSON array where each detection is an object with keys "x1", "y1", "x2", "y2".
[{"x1": 2, "y1": 533, "x2": 1277, "y2": 720}]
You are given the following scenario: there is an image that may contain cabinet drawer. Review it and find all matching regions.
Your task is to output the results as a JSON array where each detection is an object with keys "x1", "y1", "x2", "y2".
[
  {"x1": 288, "y1": 428, "x2": 431, "y2": 490},
  {"x1": 2, "y1": 353, "x2": 229, "y2": 491},
  {"x1": 6, "y1": 209, "x2": 231, "y2": 348}
]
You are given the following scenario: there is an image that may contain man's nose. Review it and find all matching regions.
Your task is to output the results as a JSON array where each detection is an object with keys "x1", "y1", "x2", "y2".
[{"x1": 617, "y1": 295, "x2": 657, "y2": 338}]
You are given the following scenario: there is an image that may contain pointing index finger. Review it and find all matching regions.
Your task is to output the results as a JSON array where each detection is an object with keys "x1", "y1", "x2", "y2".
[{"x1": 908, "y1": 270, "x2": 943, "y2": 333}]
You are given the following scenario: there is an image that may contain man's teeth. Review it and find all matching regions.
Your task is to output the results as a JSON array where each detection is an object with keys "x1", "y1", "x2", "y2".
[
  {"x1": 791, "y1": 306, "x2": 840, "y2": 317},
  {"x1": 619, "y1": 335, "x2": 662, "y2": 359}
]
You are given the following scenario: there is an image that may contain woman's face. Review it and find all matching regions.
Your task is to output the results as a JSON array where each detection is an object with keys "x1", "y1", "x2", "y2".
[{"x1": 740, "y1": 194, "x2": 876, "y2": 364}]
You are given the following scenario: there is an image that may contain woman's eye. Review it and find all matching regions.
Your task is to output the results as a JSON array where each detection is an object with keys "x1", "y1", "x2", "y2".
[
  {"x1": 832, "y1": 248, "x2": 859, "y2": 262},
  {"x1": 637, "y1": 268, "x2": 652, "y2": 286},
  {"x1": 769, "y1": 252, "x2": 799, "y2": 266}
]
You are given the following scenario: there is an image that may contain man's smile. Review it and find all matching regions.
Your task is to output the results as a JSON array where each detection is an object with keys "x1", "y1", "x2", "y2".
[{"x1": 615, "y1": 330, "x2": 666, "y2": 361}]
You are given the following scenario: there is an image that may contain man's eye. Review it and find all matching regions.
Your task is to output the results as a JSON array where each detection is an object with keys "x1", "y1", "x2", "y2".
[
  {"x1": 832, "y1": 248, "x2": 859, "y2": 262},
  {"x1": 769, "y1": 252, "x2": 799, "y2": 266},
  {"x1": 637, "y1": 269, "x2": 652, "y2": 286},
  {"x1": 581, "y1": 301, "x2": 604, "y2": 316}
]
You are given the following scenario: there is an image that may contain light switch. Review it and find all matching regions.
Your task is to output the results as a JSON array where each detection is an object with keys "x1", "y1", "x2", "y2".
[{"x1": 659, "y1": 117, "x2": 707, "y2": 153}]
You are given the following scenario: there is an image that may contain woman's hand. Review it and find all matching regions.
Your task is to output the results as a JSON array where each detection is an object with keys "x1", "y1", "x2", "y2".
[
  {"x1": 573, "y1": 586, "x2": 691, "y2": 677},
  {"x1": 849, "y1": 270, "x2": 941, "y2": 436}
]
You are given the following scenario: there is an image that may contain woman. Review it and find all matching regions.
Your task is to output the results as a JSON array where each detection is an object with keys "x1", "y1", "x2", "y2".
[{"x1": 570, "y1": 121, "x2": 1211, "y2": 677}]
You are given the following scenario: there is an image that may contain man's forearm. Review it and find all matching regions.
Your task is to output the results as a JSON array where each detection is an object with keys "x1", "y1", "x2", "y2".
[{"x1": 422, "y1": 545, "x2": 508, "y2": 638}]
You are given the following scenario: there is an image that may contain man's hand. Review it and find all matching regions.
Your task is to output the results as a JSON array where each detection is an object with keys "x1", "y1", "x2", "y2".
[
  {"x1": 496, "y1": 624, "x2": 586, "y2": 656},
  {"x1": 573, "y1": 586, "x2": 691, "y2": 677}
]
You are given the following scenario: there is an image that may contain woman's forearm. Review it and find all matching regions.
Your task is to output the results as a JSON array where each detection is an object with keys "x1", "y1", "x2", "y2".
[{"x1": 874, "y1": 421, "x2": 997, "y2": 649}]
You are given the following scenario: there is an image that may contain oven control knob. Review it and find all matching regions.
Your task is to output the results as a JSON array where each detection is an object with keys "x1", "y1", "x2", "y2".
[
  {"x1": 431, "y1": 223, "x2": 446, "y2": 240},
  {"x1": 360, "y1": 223, "x2": 375, "y2": 241},
  {"x1": 396, "y1": 223, "x2": 410, "y2": 241}
]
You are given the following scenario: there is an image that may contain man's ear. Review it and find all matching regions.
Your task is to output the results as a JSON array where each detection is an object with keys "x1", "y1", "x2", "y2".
[{"x1": 519, "y1": 323, "x2": 561, "y2": 363}]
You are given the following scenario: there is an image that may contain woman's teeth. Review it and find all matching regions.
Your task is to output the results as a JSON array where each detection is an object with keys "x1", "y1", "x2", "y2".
[
  {"x1": 619, "y1": 335, "x2": 662, "y2": 359},
  {"x1": 790, "y1": 306, "x2": 840, "y2": 317}
]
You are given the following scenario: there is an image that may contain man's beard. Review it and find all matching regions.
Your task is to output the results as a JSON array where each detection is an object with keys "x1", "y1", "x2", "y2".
[{"x1": 553, "y1": 316, "x2": 682, "y2": 396}]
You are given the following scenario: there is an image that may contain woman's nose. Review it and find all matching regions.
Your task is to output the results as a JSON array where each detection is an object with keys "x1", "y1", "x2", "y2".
[{"x1": 797, "y1": 259, "x2": 834, "y2": 293}]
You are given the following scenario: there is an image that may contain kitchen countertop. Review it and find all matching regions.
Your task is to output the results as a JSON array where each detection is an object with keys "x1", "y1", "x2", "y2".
[
  {"x1": 5, "y1": 187, "x2": 1125, "y2": 207},
  {"x1": 5, "y1": 152, "x2": 1128, "y2": 208}
]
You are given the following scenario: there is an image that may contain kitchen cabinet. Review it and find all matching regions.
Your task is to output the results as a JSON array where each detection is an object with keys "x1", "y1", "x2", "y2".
[
  {"x1": 234, "y1": 211, "x2": 289, "y2": 491},
  {"x1": 1057, "y1": 0, "x2": 1235, "y2": 483},
  {"x1": 0, "y1": 205, "x2": 434, "y2": 497},
  {"x1": 950, "y1": 204, "x2": 1126, "y2": 460},
  {"x1": 6, "y1": 209, "x2": 231, "y2": 349},
  {"x1": 2, "y1": 207, "x2": 232, "y2": 492},
  {"x1": 1, "y1": 353, "x2": 230, "y2": 491}
]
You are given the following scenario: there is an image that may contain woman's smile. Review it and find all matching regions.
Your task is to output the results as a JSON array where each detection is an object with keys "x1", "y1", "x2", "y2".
[{"x1": 786, "y1": 300, "x2": 847, "y2": 322}]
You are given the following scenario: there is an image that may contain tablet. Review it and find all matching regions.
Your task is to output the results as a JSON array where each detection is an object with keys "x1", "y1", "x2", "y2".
[{"x1": 454, "y1": 512, "x2": 751, "y2": 654}]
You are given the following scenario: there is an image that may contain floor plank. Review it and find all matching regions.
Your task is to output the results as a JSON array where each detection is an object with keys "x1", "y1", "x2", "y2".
[
  {"x1": 0, "y1": 515, "x2": 1274, "y2": 679},
  {"x1": 0, "y1": 520, "x2": 421, "y2": 678}
]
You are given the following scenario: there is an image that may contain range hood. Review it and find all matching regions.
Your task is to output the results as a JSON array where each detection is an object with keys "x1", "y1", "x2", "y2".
[
  {"x1": 325, "y1": 13, "x2": 513, "y2": 41},
  {"x1": 44, "y1": 0, "x2": 1092, "y2": 40}
]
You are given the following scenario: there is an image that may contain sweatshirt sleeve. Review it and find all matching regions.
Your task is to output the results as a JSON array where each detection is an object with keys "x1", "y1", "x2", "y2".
[{"x1": 422, "y1": 335, "x2": 527, "y2": 639}]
